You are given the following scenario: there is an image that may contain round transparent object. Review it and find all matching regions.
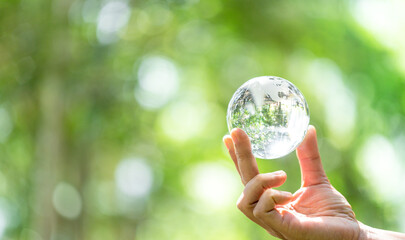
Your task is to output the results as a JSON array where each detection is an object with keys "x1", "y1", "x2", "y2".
[{"x1": 227, "y1": 76, "x2": 310, "y2": 159}]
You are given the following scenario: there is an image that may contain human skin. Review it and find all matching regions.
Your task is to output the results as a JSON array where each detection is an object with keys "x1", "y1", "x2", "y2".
[{"x1": 223, "y1": 125, "x2": 405, "y2": 240}]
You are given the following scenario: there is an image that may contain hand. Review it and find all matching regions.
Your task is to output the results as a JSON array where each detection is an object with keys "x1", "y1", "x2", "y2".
[{"x1": 223, "y1": 126, "x2": 360, "y2": 240}]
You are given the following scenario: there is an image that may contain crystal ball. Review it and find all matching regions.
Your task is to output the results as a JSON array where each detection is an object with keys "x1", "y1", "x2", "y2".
[{"x1": 227, "y1": 76, "x2": 310, "y2": 159}]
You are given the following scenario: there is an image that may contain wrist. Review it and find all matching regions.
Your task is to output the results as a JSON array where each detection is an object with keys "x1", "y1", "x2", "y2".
[
  {"x1": 357, "y1": 221, "x2": 405, "y2": 240},
  {"x1": 358, "y1": 222, "x2": 372, "y2": 240}
]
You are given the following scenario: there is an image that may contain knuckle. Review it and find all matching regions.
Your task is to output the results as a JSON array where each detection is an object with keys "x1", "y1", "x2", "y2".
[
  {"x1": 253, "y1": 207, "x2": 264, "y2": 218},
  {"x1": 237, "y1": 202, "x2": 248, "y2": 213},
  {"x1": 236, "y1": 152, "x2": 250, "y2": 161},
  {"x1": 236, "y1": 195, "x2": 245, "y2": 211},
  {"x1": 247, "y1": 174, "x2": 268, "y2": 189},
  {"x1": 256, "y1": 173, "x2": 265, "y2": 181},
  {"x1": 253, "y1": 174, "x2": 265, "y2": 183},
  {"x1": 236, "y1": 201, "x2": 243, "y2": 211}
]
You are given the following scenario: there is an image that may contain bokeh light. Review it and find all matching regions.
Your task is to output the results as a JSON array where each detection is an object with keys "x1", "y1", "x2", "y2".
[
  {"x1": 356, "y1": 135, "x2": 404, "y2": 202},
  {"x1": 97, "y1": 0, "x2": 131, "y2": 44},
  {"x1": 158, "y1": 100, "x2": 209, "y2": 141},
  {"x1": 115, "y1": 158, "x2": 153, "y2": 199},
  {"x1": 52, "y1": 182, "x2": 83, "y2": 220},
  {"x1": 352, "y1": 0, "x2": 405, "y2": 72},
  {"x1": 135, "y1": 56, "x2": 179, "y2": 109},
  {"x1": 183, "y1": 162, "x2": 240, "y2": 210},
  {"x1": 2, "y1": 0, "x2": 405, "y2": 238},
  {"x1": 306, "y1": 59, "x2": 356, "y2": 148}
]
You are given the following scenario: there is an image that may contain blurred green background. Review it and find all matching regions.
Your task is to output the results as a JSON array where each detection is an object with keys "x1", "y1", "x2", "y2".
[{"x1": 1, "y1": 0, "x2": 405, "y2": 239}]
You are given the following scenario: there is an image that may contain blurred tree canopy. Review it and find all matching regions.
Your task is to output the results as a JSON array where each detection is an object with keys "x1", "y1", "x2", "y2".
[{"x1": 1, "y1": 0, "x2": 405, "y2": 239}]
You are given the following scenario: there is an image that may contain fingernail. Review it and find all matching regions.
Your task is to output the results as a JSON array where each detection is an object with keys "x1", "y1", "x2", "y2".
[{"x1": 231, "y1": 129, "x2": 239, "y2": 144}]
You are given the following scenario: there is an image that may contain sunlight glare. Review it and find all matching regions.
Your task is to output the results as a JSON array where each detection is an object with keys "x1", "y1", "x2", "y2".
[
  {"x1": 115, "y1": 158, "x2": 153, "y2": 198},
  {"x1": 307, "y1": 59, "x2": 356, "y2": 149},
  {"x1": 97, "y1": 0, "x2": 131, "y2": 44},
  {"x1": 356, "y1": 135, "x2": 404, "y2": 203},
  {"x1": 135, "y1": 56, "x2": 179, "y2": 109},
  {"x1": 184, "y1": 162, "x2": 240, "y2": 210}
]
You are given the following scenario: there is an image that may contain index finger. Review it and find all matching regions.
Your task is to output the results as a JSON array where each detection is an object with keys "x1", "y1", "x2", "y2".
[{"x1": 231, "y1": 128, "x2": 259, "y2": 185}]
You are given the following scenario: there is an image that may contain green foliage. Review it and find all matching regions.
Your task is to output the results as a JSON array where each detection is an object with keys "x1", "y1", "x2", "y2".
[
  {"x1": 231, "y1": 103, "x2": 288, "y2": 130},
  {"x1": 0, "y1": 0, "x2": 404, "y2": 239}
]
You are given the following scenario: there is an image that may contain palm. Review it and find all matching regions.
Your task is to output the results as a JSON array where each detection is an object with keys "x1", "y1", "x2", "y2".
[{"x1": 278, "y1": 183, "x2": 359, "y2": 240}]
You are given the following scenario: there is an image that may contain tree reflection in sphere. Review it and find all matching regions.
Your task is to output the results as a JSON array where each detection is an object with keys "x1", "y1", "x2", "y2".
[{"x1": 227, "y1": 76, "x2": 310, "y2": 159}]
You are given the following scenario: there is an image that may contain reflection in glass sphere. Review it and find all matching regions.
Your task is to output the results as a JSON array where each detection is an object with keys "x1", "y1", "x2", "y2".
[{"x1": 227, "y1": 76, "x2": 310, "y2": 159}]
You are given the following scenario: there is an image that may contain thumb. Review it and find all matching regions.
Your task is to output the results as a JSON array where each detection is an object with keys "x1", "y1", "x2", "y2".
[{"x1": 296, "y1": 125, "x2": 329, "y2": 187}]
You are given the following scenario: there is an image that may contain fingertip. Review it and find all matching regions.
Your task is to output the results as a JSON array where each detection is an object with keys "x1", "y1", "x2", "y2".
[
  {"x1": 230, "y1": 128, "x2": 242, "y2": 134},
  {"x1": 297, "y1": 125, "x2": 318, "y2": 151},
  {"x1": 223, "y1": 135, "x2": 234, "y2": 150},
  {"x1": 308, "y1": 125, "x2": 317, "y2": 137},
  {"x1": 231, "y1": 128, "x2": 250, "y2": 145},
  {"x1": 258, "y1": 171, "x2": 288, "y2": 187},
  {"x1": 273, "y1": 170, "x2": 287, "y2": 180},
  {"x1": 223, "y1": 134, "x2": 231, "y2": 143},
  {"x1": 230, "y1": 128, "x2": 241, "y2": 144}
]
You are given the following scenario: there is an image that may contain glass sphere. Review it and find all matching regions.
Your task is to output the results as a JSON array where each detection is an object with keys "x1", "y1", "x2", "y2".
[{"x1": 227, "y1": 76, "x2": 310, "y2": 159}]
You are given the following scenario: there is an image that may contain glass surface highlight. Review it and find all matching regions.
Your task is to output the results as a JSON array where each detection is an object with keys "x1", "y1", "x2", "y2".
[{"x1": 227, "y1": 76, "x2": 310, "y2": 159}]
